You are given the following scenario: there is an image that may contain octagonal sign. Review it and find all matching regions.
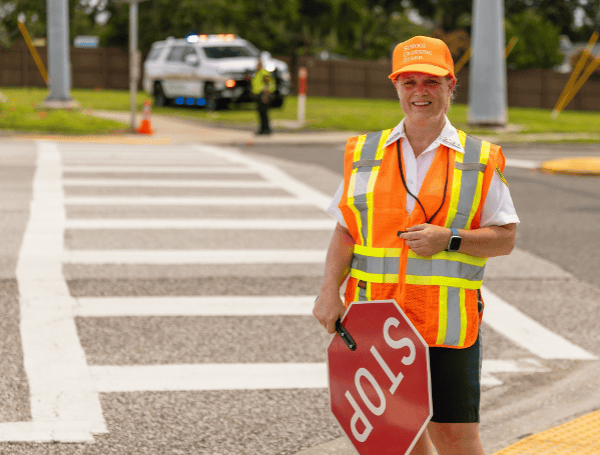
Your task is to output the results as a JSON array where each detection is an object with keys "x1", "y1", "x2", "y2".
[{"x1": 327, "y1": 300, "x2": 432, "y2": 455}]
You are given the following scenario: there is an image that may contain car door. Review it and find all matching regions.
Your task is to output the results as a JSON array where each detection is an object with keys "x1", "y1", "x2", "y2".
[
  {"x1": 162, "y1": 45, "x2": 188, "y2": 98},
  {"x1": 179, "y1": 46, "x2": 203, "y2": 98}
]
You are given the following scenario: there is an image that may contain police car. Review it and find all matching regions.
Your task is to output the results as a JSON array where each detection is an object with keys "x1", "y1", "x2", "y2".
[{"x1": 143, "y1": 34, "x2": 291, "y2": 110}]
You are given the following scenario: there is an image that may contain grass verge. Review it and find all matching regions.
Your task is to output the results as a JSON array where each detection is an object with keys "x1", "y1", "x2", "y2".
[{"x1": 2, "y1": 86, "x2": 600, "y2": 141}]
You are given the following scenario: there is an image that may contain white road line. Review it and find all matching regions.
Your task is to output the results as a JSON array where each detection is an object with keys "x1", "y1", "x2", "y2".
[
  {"x1": 64, "y1": 196, "x2": 309, "y2": 206},
  {"x1": 91, "y1": 364, "x2": 327, "y2": 392},
  {"x1": 481, "y1": 358, "x2": 549, "y2": 387},
  {"x1": 504, "y1": 158, "x2": 539, "y2": 169},
  {"x1": 64, "y1": 218, "x2": 336, "y2": 230},
  {"x1": 15, "y1": 142, "x2": 106, "y2": 441},
  {"x1": 62, "y1": 165, "x2": 253, "y2": 174},
  {"x1": 62, "y1": 178, "x2": 276, "y2": 188},
  {"x1": 63, "y1": 249, "x2": 327, "y2": 264},
  {"x1": 74, "y1": 296, "x2": 316, "y2": 317},
  {"x1": 88, "y1": 359, "x2": 547, "y2": 392},
  {"x1": 481, "y1": 285, "x2": 598, "y2": 360},
  {"x1": 0, "y1": 421, "x2": 94, "y2": 443},
  {"x1": 192, "y1": 144, "x2": 333, "y2": 211}
]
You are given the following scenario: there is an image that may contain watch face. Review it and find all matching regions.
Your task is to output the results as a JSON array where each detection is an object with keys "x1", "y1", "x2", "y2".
[{"x1": 449, "y1": 236, "x2": 462, "y2": 251}]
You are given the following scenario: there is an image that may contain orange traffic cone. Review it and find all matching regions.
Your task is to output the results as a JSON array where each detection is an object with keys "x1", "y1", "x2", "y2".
[{"x1": 137, "y1": 99, "x2": 154, "y2": 135}]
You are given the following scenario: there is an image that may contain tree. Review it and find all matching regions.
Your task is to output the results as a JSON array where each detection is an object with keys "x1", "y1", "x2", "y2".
[{"x1": 505, "y1": 9, "x2": 564, "y2": 70}]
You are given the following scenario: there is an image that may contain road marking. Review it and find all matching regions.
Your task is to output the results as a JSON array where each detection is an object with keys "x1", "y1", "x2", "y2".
[
  {"x1": 62, "y1": 178, "x2": 276, "y2": 188},
  {"x1": 90, "y1": 363, "x2": 327, "y2": 392},
  {"x1": 88, "y1": 359, "x2": 548, "y2": 392},
  {"x1": 192, "y1": 144, "x2": 333, "y2": 211},
  {"x1": 504, "y1": 158, "x2": 539, "y2": 169},
  {"x1": 0, "y1": 421, "x2": 95, "y2": 443},
  {"x1": 74, "y1": 295, "x2": 316, "y2": 317},
  {"x1": 15, "y1": 142, "x2": 106, "y2": 442},
  {"x1": 65, "y1": 218, "x2": 336, "y2": 230},
  {"x1": 481, "y1": 285, "x2": 598, "y2": 360},
  {"x1": 64, "y1": 196, "x2": 310, "y2": 206},
  {"x1": 63, "y1": 249, "x2": 327, "y2": 264},
  {"x1": 482, "y1": 358, "x2": 549, "y2": 387},
  {"x1": 62, "y1": 165, "x2": 253, "y2": 174}
]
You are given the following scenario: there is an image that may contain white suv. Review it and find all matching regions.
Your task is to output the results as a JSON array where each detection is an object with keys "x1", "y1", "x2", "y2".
[{"x1": 143, "y1": 34, "x2": 291, "y2": 110}]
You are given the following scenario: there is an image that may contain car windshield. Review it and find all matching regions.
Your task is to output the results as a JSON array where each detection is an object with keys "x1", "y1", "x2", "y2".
[{"x1": 203, "y1": 46, "x2": 258, "y2": 59}]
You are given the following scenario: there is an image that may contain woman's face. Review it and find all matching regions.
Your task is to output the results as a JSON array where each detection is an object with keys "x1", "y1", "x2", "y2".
[{"x1": 395, "y1": 72, "x2": 455, "y2": 126}]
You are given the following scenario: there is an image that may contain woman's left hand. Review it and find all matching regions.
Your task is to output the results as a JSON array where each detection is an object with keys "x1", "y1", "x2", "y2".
[{"x1": 400, "y1": 224, "x2": 452, "y2": 257}]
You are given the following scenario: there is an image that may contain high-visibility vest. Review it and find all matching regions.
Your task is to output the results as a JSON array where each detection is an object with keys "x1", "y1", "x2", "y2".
[
  {"x1": 338, "y1": 129, "x2": 504, "y2": 349},
  {"x1": 251, "y1": 68, "x2": 276, "y2": 95}
]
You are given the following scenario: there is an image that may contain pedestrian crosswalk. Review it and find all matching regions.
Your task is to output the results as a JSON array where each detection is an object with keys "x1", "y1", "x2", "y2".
[{"x1": 6, "y1": 140, "x2": 596, "y2": 447}]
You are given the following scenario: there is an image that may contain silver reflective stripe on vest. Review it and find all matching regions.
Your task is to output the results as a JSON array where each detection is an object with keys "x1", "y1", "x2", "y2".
[
  {"x1": 444, "y1": 287, "x2": 462, "y2": 346},
  {"x1": 455, "y1": 162, "x2": 486, "y2": 172},
  {"x1": 353, "y1": 159, "x2": 382, "y2": 169},
  {"x1": 354, "y1": 131, "x2": 382, "y2": 244},
  {"x1": 452, "y1": 135, "x2": 484, "y2": 229},
  {"x1": 358, "y1": 284, "x2": 367, "y2": 301},
  {"x1": 352, "y1": 254, "x2": 399, "y2": 276},
  {"x1": 406, "y1": 256, "x2": 485, "y2": 283}
]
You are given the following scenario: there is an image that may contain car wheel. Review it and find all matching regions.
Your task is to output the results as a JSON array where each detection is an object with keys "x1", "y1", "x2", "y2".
[
  {"x1": 154, "y1": 82, "x2": 171, "y2": 107},
  {"x1": 205, "y1": 92, "x2": 218, "y2": 111}
]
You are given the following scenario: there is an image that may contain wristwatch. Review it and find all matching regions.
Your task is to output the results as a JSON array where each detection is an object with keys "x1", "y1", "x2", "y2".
[{"x1": 446, "y1": 228, "x2": 462, "y2": 252}]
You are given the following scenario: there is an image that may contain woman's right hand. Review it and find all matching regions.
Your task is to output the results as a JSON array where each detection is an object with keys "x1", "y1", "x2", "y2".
[{"x1": 313, "y1": 289, "x2": 346, "y2": 334}]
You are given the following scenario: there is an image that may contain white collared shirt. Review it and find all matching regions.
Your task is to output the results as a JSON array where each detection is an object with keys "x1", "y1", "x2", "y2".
[{"x1": 327, "y1": 116, "x2": 520, "y2": 227}]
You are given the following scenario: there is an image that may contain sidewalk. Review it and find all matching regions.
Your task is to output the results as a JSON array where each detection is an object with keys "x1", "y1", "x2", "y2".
[{"x1": 34, "y1": 110, "x2": 356, "y2": 146}]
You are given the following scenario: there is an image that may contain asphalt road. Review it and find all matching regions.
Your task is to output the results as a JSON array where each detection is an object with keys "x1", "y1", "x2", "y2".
[{"x1": 0, "y1": 138, "x2": 599, "y2": 455}]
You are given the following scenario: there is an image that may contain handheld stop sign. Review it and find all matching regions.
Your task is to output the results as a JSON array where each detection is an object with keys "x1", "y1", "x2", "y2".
[{"x1": 327, "y1": 300, "x2": 432, "y2": 455}]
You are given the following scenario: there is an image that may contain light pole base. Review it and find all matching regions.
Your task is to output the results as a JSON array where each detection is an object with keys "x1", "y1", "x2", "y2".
[{"x1": 42, "y1": 98, "x2": 80, "y2": 110}]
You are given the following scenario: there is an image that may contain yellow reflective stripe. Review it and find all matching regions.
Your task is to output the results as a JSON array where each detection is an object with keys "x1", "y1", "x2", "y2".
[
  {"x1": 347, "y1": 135, "x2": 367, "y2": 245},
  {"x1": 353, "y1": 282, "x2": 360, "y2": 301},
  {"x1": 408, "y1": 250, "x2": 487, "y2": 267},
  {"x1": 457, "y1": 130, "x2": 467, "y2": 148},
  {"x1": 405, "y1": 275, "x2": 482, "y2": 290},
  {"x1": 437, "y1": 286, "x2": 448, "y2": 345},
  {"x1": 354, "y1": 244, "x2": 402, "y2": 258},
  {"x1": 445, "y1": 150, "x2": 463, "y2": 228},
  {"x1": 350, "y1": 269, "x2": 399, "y2": 283},
  {"x1": 458, "y1": 288, "x2": 467, "y2": 346},
  {"x1": 465, "y1": 140, "x2": 490, "y2": 229}
]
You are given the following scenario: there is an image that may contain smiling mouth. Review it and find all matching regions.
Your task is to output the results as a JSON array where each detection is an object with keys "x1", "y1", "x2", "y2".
[{"x1": 412, "y1": 101, "x2": 431, "y2": 106}]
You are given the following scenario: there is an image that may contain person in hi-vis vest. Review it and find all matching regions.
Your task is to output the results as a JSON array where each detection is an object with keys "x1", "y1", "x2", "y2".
[
  {"x1": 251, "y1": 58, "x2": 275, "y2": 135},
  {"x1": 313, "y1": 36, "x2": 519, "y2": 455}
]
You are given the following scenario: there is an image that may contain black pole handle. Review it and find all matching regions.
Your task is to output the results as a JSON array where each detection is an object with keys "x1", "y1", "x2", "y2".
[{"x1": 335, "y1": 319, "x2": 357, "y2": 351}]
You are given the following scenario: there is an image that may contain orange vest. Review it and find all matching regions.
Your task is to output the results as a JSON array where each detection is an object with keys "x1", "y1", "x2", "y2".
[{"x1": 338, "y1": 129, "x2": 505, "y2": 349}]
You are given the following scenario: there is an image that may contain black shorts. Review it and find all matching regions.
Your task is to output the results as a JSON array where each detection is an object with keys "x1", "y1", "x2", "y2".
[{"x1": 428, "y1": 332, "x2": 482, "y2": 423}]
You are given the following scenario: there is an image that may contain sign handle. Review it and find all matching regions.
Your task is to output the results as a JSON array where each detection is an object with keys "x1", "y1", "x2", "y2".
[{"x1": 336, "y1": 319, "x2": 357, "y2": 351}]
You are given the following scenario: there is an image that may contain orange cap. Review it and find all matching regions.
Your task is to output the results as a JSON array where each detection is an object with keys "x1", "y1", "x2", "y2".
[{"x1": 388, "y1": 36, "x2": 455, "y2": 81}]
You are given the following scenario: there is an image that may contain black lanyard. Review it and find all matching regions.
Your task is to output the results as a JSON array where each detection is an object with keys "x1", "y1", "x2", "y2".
[{"x1": 396, "y1": 140, "x2": 449, "y2": 229}]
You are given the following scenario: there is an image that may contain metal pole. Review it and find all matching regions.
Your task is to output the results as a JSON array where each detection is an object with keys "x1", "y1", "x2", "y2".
[
  {"x1": 129, "y1": 0, "x2": 139, "y2": 132},
  {"x1": 44, "y1": 0, "x2": 77, "y2": 108},
  {"x1": 468, "y1": 0, "x2": 507, "y2": 125}
]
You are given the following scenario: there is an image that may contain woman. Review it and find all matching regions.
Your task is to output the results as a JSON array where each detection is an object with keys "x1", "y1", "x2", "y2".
[{"x1": 313, "y1": 36, "x2": 519, "y2": 455}]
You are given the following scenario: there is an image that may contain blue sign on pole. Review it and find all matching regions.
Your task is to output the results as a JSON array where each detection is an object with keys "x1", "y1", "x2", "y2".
[{"x1": 74, "y1": 36, "x2": 100, "y2": 48}]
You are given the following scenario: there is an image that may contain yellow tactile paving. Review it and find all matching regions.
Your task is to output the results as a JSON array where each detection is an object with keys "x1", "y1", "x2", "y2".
[
  {"x1": 540, "y1": 157, "x2": 600, "y2": 175},
  {"x1": 494, "y1": 409, "x2": 600, "y2": 454}
]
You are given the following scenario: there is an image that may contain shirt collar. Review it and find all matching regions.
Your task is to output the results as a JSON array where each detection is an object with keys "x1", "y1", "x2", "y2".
[{"x1": 383, "y1": 116, "x2": 465, "y2": 154}]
